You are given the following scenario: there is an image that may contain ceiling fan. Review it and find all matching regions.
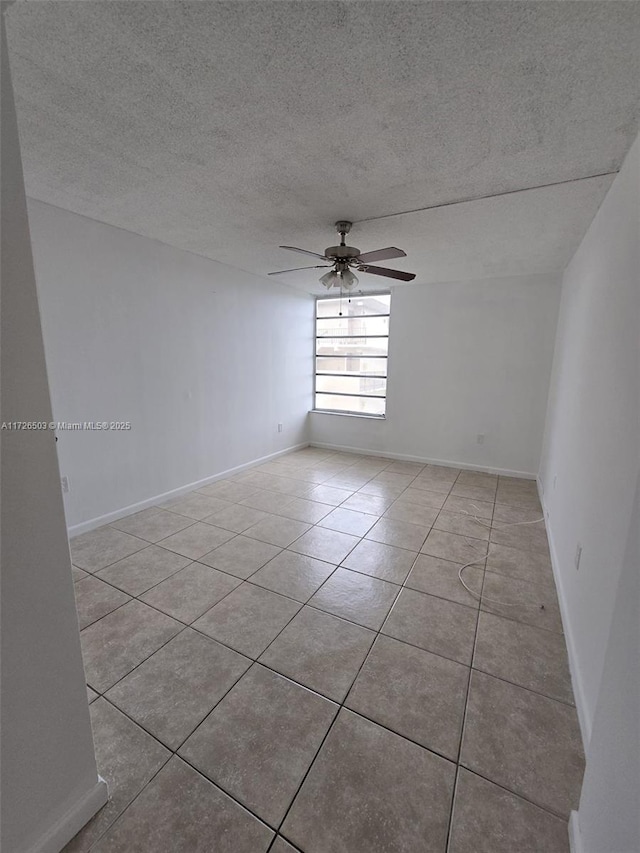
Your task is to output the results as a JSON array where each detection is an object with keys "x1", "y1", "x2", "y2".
[{"x1": 268, "y1": 221, "x2": 416, "y2": 289}]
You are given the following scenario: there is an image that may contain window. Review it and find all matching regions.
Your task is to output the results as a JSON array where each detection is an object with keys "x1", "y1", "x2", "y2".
[{"x1": 314, "y1": 293, "x2": 391, "y2": 416}]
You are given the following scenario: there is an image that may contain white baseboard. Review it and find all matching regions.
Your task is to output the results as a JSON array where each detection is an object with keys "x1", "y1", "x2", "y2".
[
  {"x1": 68, "y1": 439, "x2": 536, "y2": 536},
  {"x1": 25, "y1": 777, "x2": 108, "y2": 853},
  {"x1": 309, "y1": 441, "x2": 536, "y2": 479},
  {"x1": 67, "y1": 442, "x2": 309, "y2": 536},
  {"x1": 537, "y1": 479, "x2": 592, "y2": 748},
  {"x1": 568, "y1": 811, "x2": 584, "y2": 853}
]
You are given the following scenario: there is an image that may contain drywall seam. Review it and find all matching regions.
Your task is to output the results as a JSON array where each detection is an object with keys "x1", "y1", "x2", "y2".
[
  {"x1": 538, "y1": 478, "x2": 591, "y2": 748},
  {"x1": 310, "y1": 441, "x2": 536, "y2": 479},
  {"x1": 25, "y1": 778, "x2": 108, "y2": 853},
  {"x1": 66, "y1": 441, "x2": 309, "y2": 537}
]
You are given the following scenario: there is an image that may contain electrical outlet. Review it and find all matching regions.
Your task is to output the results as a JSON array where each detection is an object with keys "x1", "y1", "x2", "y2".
[
  {"x1": 476, "y1": 433, "x2": 485, "y2": 445},
  {"x1": 61, "y1": 476, "x2": 70, "y2": 494},
  {"x1": 277, "y1": 423, "x2": 283, "y2": 433},
  {"x1": 575, "y1": 543, "x2": 582, "y2": 571},
  {"x1": 553, "y1": 475, "x2": 557, "y2": 490}
]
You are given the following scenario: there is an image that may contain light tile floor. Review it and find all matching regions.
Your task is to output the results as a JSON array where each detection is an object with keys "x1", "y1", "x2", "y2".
[{"x1": 65, "y1": 448, "x2": 583, "y2": 852}]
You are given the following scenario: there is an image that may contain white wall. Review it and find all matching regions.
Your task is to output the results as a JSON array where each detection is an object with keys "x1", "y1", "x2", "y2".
[
  {"x1": 1, "y1": 20, "x2": 107, "y2": 852},
  {"x1": 574, "y1": 476, "x2": 639, "y2": 853},
  {"x1": 539, "y1": 135, "x2": 639, "y2": 738},
  {"x1": 310, "y1": 275, "x2": 561, "y2": 476},
  {"x1": 27, "y1": 201, "x2": 314, "y2": 531},
  {"x1": 538, "y1": 136, "x2": 639, "y2": 852}
]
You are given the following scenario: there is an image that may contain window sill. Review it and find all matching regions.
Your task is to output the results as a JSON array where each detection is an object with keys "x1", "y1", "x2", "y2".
[{"x1": 310, "y1": 410, "x2": 386, "y2": 420}]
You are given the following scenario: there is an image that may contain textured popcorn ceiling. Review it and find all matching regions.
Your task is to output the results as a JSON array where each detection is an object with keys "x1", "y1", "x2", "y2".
[{"x1": 6, "y1": 1, "x2": 640, "y2": 292}]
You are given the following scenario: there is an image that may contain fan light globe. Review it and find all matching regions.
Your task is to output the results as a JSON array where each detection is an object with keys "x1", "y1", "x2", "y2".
[
  {"x1": 320, "y1": 270, "x2": 339, "y2": 289},
  {"x1": 340, "y1": 269, "x2": 359, "y2": 289},
  {"x1": 319, "y1": 268, "x2": 359, "y2": 289}
]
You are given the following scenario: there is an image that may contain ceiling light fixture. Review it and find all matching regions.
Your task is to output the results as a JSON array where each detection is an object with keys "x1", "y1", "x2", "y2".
[
  {"x1": 320, "y1": 267, "x2": 359, "y2": 290},
  {"x1": 339, "y1": 268, "x2": 359, "y2": 289},
  {"x1": 319, "y1": 270, "x2": 339, "y2": 289},
  {"x1": 269, "y1": 220, "x2": 416, "y2": 289}
]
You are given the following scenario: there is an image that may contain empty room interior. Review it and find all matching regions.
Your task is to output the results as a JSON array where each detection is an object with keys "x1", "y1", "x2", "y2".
[{"x1": 2, "y1": 2, "x2": 639, "y2": 853}]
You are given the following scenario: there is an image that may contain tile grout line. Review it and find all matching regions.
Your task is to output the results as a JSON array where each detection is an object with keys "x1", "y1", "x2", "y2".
[
  {"x1": 446, "y1": 477, "x2": 575, "y2": 829},
  {"x1": 274, "y1": 581, "x2": 409, "y2": 839},
  {"x1": 101, "y1": 458, "x2": 424, "y2": 845},
  {"x1": 445, "y1": 765, "x2": 463, "y2": 853},
  {"x1": 80, "y1": 462, "x2": 464, "y2": 701},
  {"x1": 81, "y1": 746, "x2": 174, "y2": 852},
  {"x1": 272, "y1": 470, "x2": 482, "y2": 840},
  {"x1": 272, "y1": 469, "x2": 461, "y2": 839},
  {"x1": 443, "y1": 467, "x2": 490, "y2": 849},
  {"x1": 452, "y1": 761, "x2": 576, "y2": 822},
  {"x1": 88, "y1": 559, "x2": 575, "y2": 720},
  {"x1": 77, "y1": 447, "x2": 378, "y2": 565},
  {"x1": 81, "y1": 472, "x2": 557, "y2": 698},
  {"x1": 93, "y1": 660, "x2": 573, "y2": 853},
  {"x1": 75, "y1": 594, "x2": 133, "y2": 633},
  {"x1": 83, "y1": 561, "x2": 261, "y2": 695},
  {"x1": 74, "y1": 452, "x2": 566, "y2": 849},
  {"x1": 93, "y1": 556, "x2": 201, "y2": 601}
]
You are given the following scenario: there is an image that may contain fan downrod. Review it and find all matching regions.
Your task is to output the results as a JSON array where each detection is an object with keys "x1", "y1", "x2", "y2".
[
  {"x1": 335, "y1": 220, "x2": 352, "y2": 241},
  {"x1": 325, "y1": 221, "x2": 360, "y2": 260}
]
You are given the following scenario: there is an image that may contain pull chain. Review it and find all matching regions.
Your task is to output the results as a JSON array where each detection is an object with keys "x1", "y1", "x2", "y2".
[{"x1": 337, "y1": 282, "x2": 351, "y2": 316}]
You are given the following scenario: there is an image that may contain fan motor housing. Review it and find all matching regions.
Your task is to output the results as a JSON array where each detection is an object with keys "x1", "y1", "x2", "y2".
[{"x1": 324, "y1": 245, "x2": 361, "y2": 260}]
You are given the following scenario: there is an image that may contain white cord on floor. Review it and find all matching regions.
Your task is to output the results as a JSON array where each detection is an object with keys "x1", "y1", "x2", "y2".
[
  {"x1": 455, "y1": 507, "x2": 547, "y2": 609},
  {"x1": 457, "y1": 553, "x2": 492, "y2": 602},
  {"x1": 458, "y1": 503, "x2": 545, "y2": 530}
]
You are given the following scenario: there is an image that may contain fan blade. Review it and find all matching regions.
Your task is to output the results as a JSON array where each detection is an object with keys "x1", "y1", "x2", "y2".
[
  {"x1": 280, "y1": 245, "x2": 328, "y2": 261},
  {"x1": 357, "y1": 246, "x2": 406, "y2": 264},
  {"x1": 358, "y1": 264, "x2": 416, "y2": 282},
  {"x1": 268, "y1": 265, "x2": 331, "y2": 275}
]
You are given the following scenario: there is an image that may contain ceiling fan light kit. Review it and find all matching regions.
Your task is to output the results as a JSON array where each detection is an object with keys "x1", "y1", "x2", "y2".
[
  {"x1": 319, "y1": 267, "x2": 360, "y2": 290},
  {"x1": 268, "y1": 221, "x2": 416, "y2": 289}
]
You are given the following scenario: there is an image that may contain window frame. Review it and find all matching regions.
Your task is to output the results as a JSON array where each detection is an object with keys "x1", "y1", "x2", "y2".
[{"x1": 313, "y1": 290, "x2": 391, "y2": 418}]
